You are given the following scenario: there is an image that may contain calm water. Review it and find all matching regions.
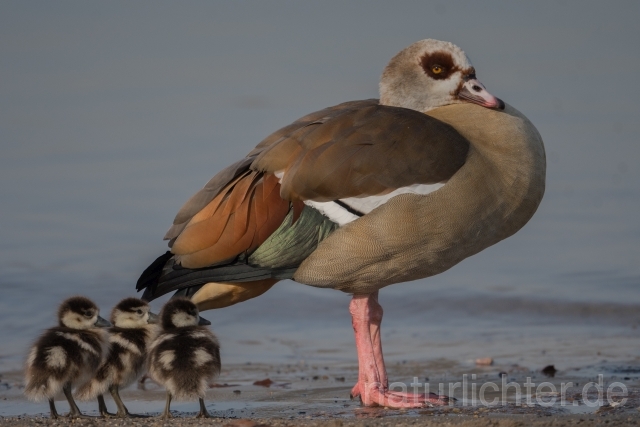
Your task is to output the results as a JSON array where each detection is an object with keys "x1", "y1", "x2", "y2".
[{"x1": 1, "y1": 2, "x2": 639, "y2": 375}]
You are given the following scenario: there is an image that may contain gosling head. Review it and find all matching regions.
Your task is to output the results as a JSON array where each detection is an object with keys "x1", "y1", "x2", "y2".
[
  {"x1": 110, "y1": 297, "x2": 159, "y2": 328},
  {"x1": 58, "y1": 296, "x2": 111, "y2": 330},
  {"x1": 379, "y1": 39, "x2": 504, "y2": 112},
  {"x1": 160, "y1": 298, "x2": 206, "y2": 330}
]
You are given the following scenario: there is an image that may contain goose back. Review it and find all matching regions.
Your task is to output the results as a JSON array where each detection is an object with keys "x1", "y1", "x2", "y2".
[{"x1": 293, "y1": 103, "x2": 546, "y2": 294}]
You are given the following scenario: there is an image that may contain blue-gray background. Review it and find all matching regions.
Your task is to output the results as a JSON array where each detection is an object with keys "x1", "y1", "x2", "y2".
[{"x1": 1, "y1": 2, "x2": 638, "y2": 370}]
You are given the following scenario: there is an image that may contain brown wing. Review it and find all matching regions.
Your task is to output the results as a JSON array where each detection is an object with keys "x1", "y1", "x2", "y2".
[
  {"x1": 163, "y1": 99, "x2": 467, "y2": 269},
  {"x1": 251, "y1": 100, "x2": 469, "y2": 202},
  {"x1": 171, "y1": 171, "x2": 302, "y2": 269},
  {"x1": 164, "y1": 100, "x2": 374, "y2": 245},
  {"x1": 164, "y1": 157, "x2": 255, "y2": 244},
  {"x1": 247, "y1": 100, "x2": 380, "y2": 157},
  {"x1": 162, "y1": 100, "x2": 379, "y2": 269}
]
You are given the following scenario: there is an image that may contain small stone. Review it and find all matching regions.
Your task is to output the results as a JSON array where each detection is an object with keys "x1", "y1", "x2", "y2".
[
  {"x1": 475, "y1": 357, "x2": 494, "y2": 366},
  {"x1": 253, "y1": 378, "x2": 274, "y2": 387},
  {"x1": 541, "y1": 365, "x2": 557, "y2": 377}
]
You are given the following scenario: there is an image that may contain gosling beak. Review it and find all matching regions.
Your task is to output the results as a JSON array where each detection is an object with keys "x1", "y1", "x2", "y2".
[
  {"x1": 458, "y1": 76, "x2": 505, "y2": 110},
  {"x1": 198, "y1": 316, "x2": 211, "y2": 326},
  {"x1": 94, "y1": 316, "x2": 112, "y2": 328},
  {"x1": 148, "y1": 312, "x2": 159, "y2": 324}
]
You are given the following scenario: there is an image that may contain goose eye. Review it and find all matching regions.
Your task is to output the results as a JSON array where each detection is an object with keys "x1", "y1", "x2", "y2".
[
  {"x1": 431, "y1": 65, "x2": 443, "y2": 74},
  {"x1": 136, "y1": 309, "x2": 143, "y2": 315},
  {"x1": 84, "y1": 312, "x2": 93, "y2": 318}
]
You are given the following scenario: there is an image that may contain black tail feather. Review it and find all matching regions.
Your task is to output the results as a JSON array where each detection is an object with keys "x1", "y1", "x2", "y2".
[
  {"x1": 136, "y1": 251, "x2": 173, "y2": 296},
  {"x1": 137, "y1": 251, "x2": 296, "y2": 302},
  {"x1": 137, "y1": 204, "x2": 337, "y2": 302}
]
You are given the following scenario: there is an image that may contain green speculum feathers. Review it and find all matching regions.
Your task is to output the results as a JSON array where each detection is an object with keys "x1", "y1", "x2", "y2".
[{"x1": 248, "y1": 205, "x2": 339, "y2": 270}]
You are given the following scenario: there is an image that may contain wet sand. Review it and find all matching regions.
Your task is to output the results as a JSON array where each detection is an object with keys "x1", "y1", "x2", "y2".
[
  {"x1": 3, "y1": 357, "x2": 640, "y2": 426},
  {"x1": 3, "y1": 283, "x2": 640, "y2": 426},
  {"x1": 2, "y1": 414, "x2": 640, "y2": 427}
]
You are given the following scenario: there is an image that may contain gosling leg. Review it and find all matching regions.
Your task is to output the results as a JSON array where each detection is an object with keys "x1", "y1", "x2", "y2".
[
  {"x1": 196, "y1": 397, "x2": 210, "y2": 418},
  {"x1": 109, "y1": 385, "x2": 148, "y2": 418},
  {"x1": 63, "y1": 383, "x2": 93, "y2": 418},
  {"x1": 48, "y1": 398, "x2": 59, "y2": 419},
  {"x1": 161, "y1": 392, "x2": 173, "y2": 419},
  {"x1": 97, "y1": 394, "x2": 114, "y2": 417}
]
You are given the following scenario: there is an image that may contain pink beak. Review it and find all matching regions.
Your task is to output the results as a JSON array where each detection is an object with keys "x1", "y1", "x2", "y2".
[{"x1": 458, "y1": 78, "x2": 505, "y2": 110}]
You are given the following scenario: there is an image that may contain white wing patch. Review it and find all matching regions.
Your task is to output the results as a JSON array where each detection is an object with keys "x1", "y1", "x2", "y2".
[
  {"x1": 192, "y1": 348, "x2": 213, "y2": 367},
  {"x1": 46, "y1": 346, "x2": 67, "y2": 368},
  {"x1": 305, "y1": 183, "x2": 445, "y2": 226},
  {"x1": 159, "y1": 350, "x2": 176, "y2": 369},
  {"x1": 304, "y1": 200, "x2": 360, "y2": 225},
  {"x1": 274, "y1": 170, "x2": 445, "y2": 226}
]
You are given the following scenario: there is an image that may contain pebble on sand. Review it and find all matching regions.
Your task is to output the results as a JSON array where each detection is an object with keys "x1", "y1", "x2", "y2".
[
  {"x1": 541, "y1": 365, "x2": 557, "y2": 377},
  {"x1": 475, "y1": 357, "x2": 494, "y2": 366}
]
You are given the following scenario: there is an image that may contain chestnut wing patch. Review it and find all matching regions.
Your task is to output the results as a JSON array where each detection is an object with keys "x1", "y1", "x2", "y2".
[{"x1": 171, "y1": 172, "x2": 298, "y2": 269}]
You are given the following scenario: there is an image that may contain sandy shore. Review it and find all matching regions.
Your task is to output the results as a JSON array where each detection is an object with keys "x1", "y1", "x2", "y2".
[
  {"x1": 1, "y1": 413, "x2": 640, "y2": 427},
  {"x1": 3, "y1": 358, "x2": 640, "y2": 427}
]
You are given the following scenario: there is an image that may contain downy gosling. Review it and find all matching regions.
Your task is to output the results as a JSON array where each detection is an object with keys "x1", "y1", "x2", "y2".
[
  {"x1": 148, "y1": 298, "x2": 220, "y2": 418},
  {"x1": 77, "y1": 297, "x2": 158, "y2": 417},
  {"x1": 24, "y1": 296, "x2": 111, "y2": 419}
]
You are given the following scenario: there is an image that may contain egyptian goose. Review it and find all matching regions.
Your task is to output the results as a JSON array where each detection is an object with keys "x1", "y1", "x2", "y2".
[
  {"x1": 24, "y1": 296, "x2": 111, "y2": 418},
  {"x1": 137, "y1": 39, "x2": 546, "y2": 408},
  {"x1": 77, "y1": 297, "x2": 158, "y2": 418},
  {"x1": 148, "y1": 298, "x2": 221, "y2": 419}
]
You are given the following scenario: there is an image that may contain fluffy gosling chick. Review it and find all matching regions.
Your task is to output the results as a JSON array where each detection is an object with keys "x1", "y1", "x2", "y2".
[
  {"x1": 24, "y1": 296, "x2": 111, "y2": 419},
  {"x1": 148, "y1": 298, "x2": 220, "y2": 419},
  {"x1": 77, "y1": 297, "x2": 158, "y2": 418}
]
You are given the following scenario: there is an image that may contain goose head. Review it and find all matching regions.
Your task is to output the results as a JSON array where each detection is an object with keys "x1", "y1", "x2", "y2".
[
  {"x1": 110, "y1": 297, "x2": 158, "y2": 328},
  {"x1": 58, "y1": 296, "x2": 111, "y2": 329},
  {"x1": 160, "y1": 297, "x2": 209, "y2": 330},
  {"x1": 380, "y1": 39, "x2": 504, "y2": 112}
]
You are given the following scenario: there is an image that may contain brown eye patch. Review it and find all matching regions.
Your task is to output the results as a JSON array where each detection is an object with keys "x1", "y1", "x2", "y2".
[{"x1": 420, "y1": 51, "x2": 459, "y2": 80}]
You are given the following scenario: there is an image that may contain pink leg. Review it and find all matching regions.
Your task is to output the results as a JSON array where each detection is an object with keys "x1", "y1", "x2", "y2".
[{"x1": 349, "y1": 292, "x2": 452, "y2": 407}]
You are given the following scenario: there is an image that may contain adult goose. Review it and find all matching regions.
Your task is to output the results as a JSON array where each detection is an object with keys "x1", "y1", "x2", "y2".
[{"x1": 137, "y1": 39, "x2": 546, "y2": 408}]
